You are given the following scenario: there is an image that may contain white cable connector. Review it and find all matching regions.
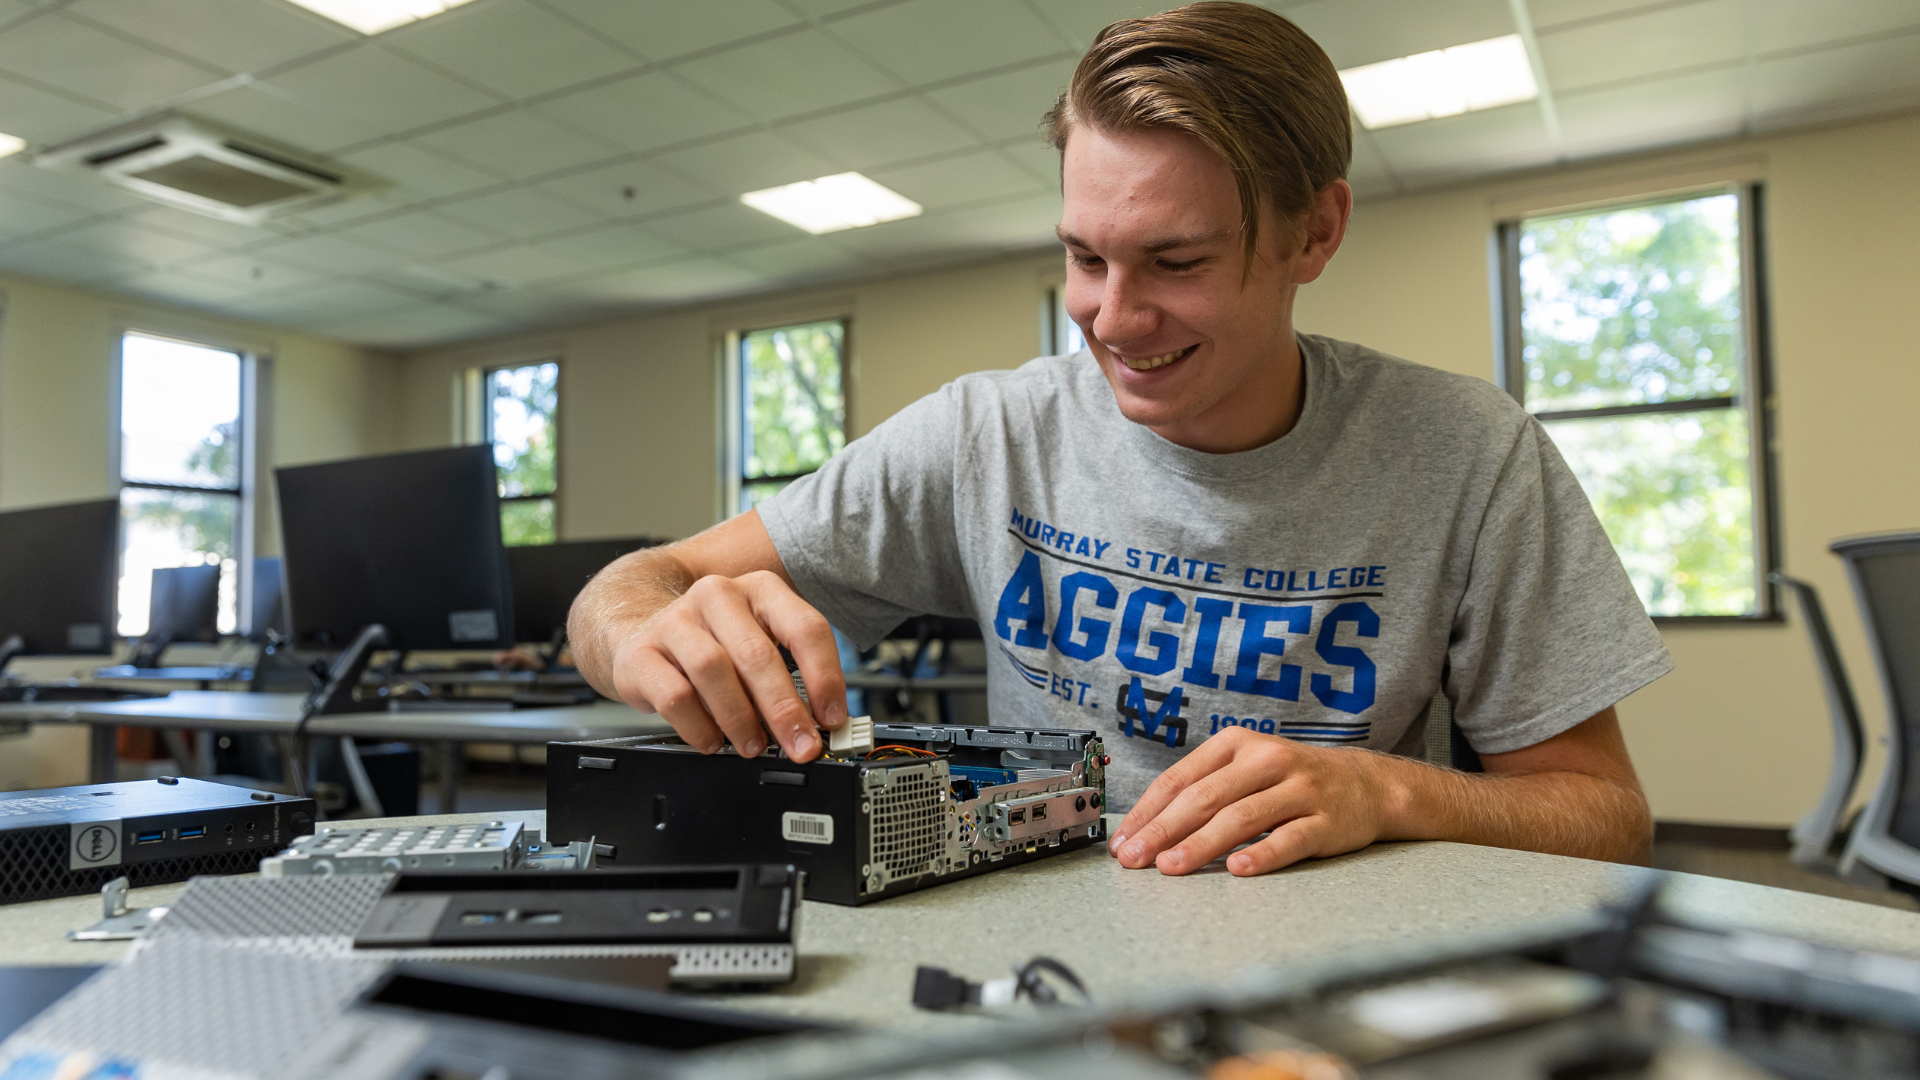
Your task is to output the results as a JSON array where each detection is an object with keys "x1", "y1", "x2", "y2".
[{"x1": 828, "y1": 714, "x2": 874, "y2": 755}]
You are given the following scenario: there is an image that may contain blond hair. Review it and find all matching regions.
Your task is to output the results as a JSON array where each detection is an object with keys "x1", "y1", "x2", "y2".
[{"x1": 1044, "y1": 2, "x2": 1351, "y2": 257}]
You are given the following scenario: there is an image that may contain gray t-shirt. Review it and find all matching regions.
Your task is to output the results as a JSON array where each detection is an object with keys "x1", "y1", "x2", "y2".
[{"x1": 760, "y1": 334, "x2": 1671, "y2": 809}]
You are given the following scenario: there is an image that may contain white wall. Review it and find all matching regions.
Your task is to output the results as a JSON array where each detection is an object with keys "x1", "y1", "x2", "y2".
[{"x1": 393, "y1": 110, "x2": 1920, "y2": 827}]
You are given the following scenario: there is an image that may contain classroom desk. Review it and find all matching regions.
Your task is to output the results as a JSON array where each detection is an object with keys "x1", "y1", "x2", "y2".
[
  {"x1": 90, "y1": 665, "x2": 252, "y2": 689},
  {"x1": 8, "y1": 809, "x2": 1920, "y2": 1035},
  {"x1": 0, "y1": 694, "x2": 667, "y2": 810}
]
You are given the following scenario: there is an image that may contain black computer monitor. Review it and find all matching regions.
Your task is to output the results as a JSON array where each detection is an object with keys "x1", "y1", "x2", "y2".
[
  {"x1": 506, "y1": 537, "x2": 666, "y2": 647},
  {"x1": 249, "y1": 556, "x2": 288, "y2": 641},
  {"x1": 127, "y1": 564, "x2": 221, "y2": 667},
  {"x1": 276, "y1": 445, "x2": 514, "y2": 654},
  {"x1": 0, "y1": 499, "x2": 119, "y2": 667}
]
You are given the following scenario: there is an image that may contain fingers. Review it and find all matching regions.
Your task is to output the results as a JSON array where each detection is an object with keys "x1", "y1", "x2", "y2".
[
  {"x1": 1225, "y1": 818, "x2": 1326, "y2": 876},
  {"x1": 693, "y1": 578, "x2": 816, "y2": 761},
  {"x1": 616, "y1": 645, "x2": 727, "y2": 754},
  {"x1": 1111, "y1": 726, "x2": 1254, "y2": 852},
  {"x1": 740, "y1": 571, "x2": 848, "y2": 733},
  {"x1": 1154, "y1": 784, "x2": 1307, "y2": 875}
]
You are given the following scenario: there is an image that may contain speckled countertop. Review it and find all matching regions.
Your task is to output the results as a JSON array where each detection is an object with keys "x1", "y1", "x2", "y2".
[{"x1": 6, "y1": 809, "x2": 1917, "y2": 1033}]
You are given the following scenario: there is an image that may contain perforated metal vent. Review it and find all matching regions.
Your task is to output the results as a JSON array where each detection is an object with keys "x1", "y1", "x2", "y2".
[
  {"x1": 865, "y1": 764, "x2": 944, "y2": 892},
  {"x1": 0, "y1": 824, "x2": 266, "y2": 904}
]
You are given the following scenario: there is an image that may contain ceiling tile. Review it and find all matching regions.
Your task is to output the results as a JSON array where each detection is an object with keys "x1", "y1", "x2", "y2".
[
  {"x1": 190, "y1": 83, "x2": 385, "y2": 156},
  {"x1": 55, "y1": 217, "x2": 217, "y2": 266},
  {"x1": 557, "y1": 0, "x2": 798, "y2": 63},
  {"x1": 0, "y1": 184, "x2": 93, "y2": 235},
  {"x1": 129, "y1": 205, "x2": 281, "y2": 247},
  {"x1": 649, "y1": 130, "x2": 835, "y2": 195},
  {"x1": 312, "y1": 302, "x2": 519, "y2": 348},
  {"x1": 337, "y1": 209, "x2": 506, "y2": 259},
  {"x1": 250, "y1": 232, "x2": 410, "y2": 275},
  {"x1": 1528, "y1": 0, "x2": 1679, "y2": 34},
  {"x1": 829, "y1": 190, "x2": 1060, "y2": 264},
  {"x1": 923, "y1": 58, "x2": 1076, "y2": 141},
  {"x1": 1035, "y1": 0, "x2": 1176, "y2": 47},
  {"x1": 1346, "y1": 128, "x2": 1401, "y2": 200},
  {"x1": 535, "y1": 71, "x2": 749, "y2": 153},
  {"x1": 118, "y1": 269, "x2": 257, "y2": 308},
  {"x1": 646, "y1": 201, "x2": 806, "y2": 249},
  {"x1": 867, "y1": 148, "x2": 1049, "y2": 211},
  {"x1": 0, "y1": 12, "x2": 223, "y2": 112},
  {"x1": 1367, "y1": 104, "x2": 1553, "y2": 185},
  {"x1": 723, "y1": 235, "x2": 878, "y2": 281},
  {"x1": 996, "y1": 139, "x2": 1061, "y2": 184},
  {"x1": 534, "y1": 158, "x2": 714, "y2": 217},
  {"x1": 781, "y1": 0, "x2": 879, "y2": 15},
  {"x1": 1748, "y1": 32, "x2": 1920, "y2": 126},
  {"x1": 386, "y1": 0, "x2": 636, "y2": 101},
  {"x1": 65, "y1": 0, "x2": 355, "y2": 74},
  {"x1": 170, "y1": 251, "x2": 326, "y2": 293},
  {"x1": 338, "y1": 141, "x2": 510, "y2": 199},
  {"x1": 0, "y1": 237, "x2": 136, "y2": 281},
  {"x1": 264, "y1": 44, "x2": 503, "y2": 139},
  {"x1": 568, "y1": 255, "x2": 767, "y2": 306},
  {"x1": 273, "y1": 190, "x2": 417, "y2": 231},
  {"x1": 436, "y1": 187, "x2": 605, "y2": 240},
  {"x1": 829, "y1": 0, "x2": 1073, "y2": 86},
  {"x1": 0, "y1": 70, "x2": 117, "y2": 145},
  {"x1": 229, "y1": 279, "x2": 422, "y2": 324},
  {"x1": 674, "y1": 29, "x2": 898, "y2": 122},
  {"x1": 1551, "y1": 67, "x2": 1745, "y2": 159},
  {"x1": 1753, "y1": 0, "x2": 1920, "y2": 54},
  {"x1": 415, "y1": 109, "x2": 624, "y2": 180},
  {"x1": 0, "y1": 158, "x2": 145, "y2": 214},
  {"x1": 1538, "y1": 0, "x2": 1746, "y2": 93},
  {"x1": 531, "y1": 223, "x2": 687, "y2": 274},
  {"x1": 1286, "y1": 0, "x2": 1514, "y2": 69},
  {"x1": 781, "y1": 97, "x2": 981, "y2": 171},
  {"x1": 438, "y1": 243, "x2": 583, "y2": 289}
]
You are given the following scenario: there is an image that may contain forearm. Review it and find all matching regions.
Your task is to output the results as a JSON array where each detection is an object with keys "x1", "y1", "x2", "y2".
[
  {"x1": 567, "y1": 548, "x2": 695, "y2": 699},
  {"x1": 1378, "y1": 753, "x2": 1652, "y2": 865}
]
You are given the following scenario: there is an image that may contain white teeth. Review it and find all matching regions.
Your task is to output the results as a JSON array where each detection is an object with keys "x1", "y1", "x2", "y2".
[{"x1": 1119, "y1": 347, "x2": 1190, "y2": 371}]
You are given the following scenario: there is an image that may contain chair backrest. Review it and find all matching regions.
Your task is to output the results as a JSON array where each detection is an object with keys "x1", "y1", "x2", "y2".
[
  {"x1": 1422, "y1": 690, "x2": 1482, "y2": 774},
  {"x1": 1770, "y1": 573, "x2": 1867, "y2": 868},
  {"x1": 1832, "y1": 532, "x2": 1920, "y2": 886}
]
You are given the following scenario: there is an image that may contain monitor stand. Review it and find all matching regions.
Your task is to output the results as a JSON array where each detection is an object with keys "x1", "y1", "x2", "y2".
[
  {"x1": 0, "y1": 634, "x2": 21, "y2": 680},
  {"x1": 306, "y1": 623, "x2": 392, "y2": 715},
  {"x1": 126, "y1": 633, "x2": 172, "y2": 671},
  {"x1": 542, "y1": 626, "x2": 567, "y2": 674}
]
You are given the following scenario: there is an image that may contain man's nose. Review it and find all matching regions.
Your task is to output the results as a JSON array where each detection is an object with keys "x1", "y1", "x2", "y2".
[{"x1": 1093, "y1": 272, "x2": 1159, "y2": 348}]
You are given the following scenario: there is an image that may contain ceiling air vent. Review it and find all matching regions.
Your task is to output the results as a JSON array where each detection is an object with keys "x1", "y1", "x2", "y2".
[{"x1": 36, "y1": 113, "x2": 372, "y2": 225}]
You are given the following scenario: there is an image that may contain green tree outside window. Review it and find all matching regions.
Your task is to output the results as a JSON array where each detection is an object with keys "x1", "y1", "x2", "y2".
[
  {"x1": 488, "y1": 362, "x2": 558, "y2": 546},
  {"x1": 740, "y1": 320, "x2": 846, "y2": 512}
]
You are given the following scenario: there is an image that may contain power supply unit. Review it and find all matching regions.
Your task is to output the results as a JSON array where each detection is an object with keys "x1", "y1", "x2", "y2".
[{"x1": 546, "y1": 721, "x2": 1108, "y2": 905}]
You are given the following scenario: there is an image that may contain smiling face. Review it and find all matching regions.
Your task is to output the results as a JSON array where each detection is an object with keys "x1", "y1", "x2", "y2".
[{"x1": 1058, "y1": 125, "x2": 1348, "y2": 454}]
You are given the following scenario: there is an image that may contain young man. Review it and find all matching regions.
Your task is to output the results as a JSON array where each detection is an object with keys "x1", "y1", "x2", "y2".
[{"x1": 571, "y1": 2, "x2": 1671, "y2": 876}]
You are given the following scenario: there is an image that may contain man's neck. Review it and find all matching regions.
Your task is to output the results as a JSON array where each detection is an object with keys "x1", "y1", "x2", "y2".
[{"x1": 1148, "y1": 331, "x2": 1306, "y2": 455}]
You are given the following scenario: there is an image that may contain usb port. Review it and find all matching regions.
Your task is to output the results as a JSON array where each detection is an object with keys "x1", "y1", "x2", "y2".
[
  {"x1": 1008, "y1": 809, "x2": 1025, "y2": 825},
  {"x1": 134, "y1": 830, "x2": 165, "y2": 845},
  {"x1": 1030, "y1": 803, "x2": 1047, "y2": 821},
  {"x1": 178, "y1": 826, "x2": 205, "y2": 839}
]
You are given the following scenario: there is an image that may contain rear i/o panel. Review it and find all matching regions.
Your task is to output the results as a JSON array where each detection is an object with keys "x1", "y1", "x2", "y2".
[{"x1": 546, "y1": 721, "x2": 1108, "y2": 905}]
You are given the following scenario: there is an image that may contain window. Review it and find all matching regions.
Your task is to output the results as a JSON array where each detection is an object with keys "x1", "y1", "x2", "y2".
[
  {"x1": 1042, "y1": 285, "x2": 1087, "y2": 357},
  {"x1": 487, "y1": 361, "x2": 558, "y2": 546},
  {"x1": 117, "y1": 332, "x2": 245, "y2": 636},
  {"x1": 1497, "y1": 187, "x2": 1774, "y2": 618},
  {"x1": 736, "y1": 320, "x2": 846, "y2": 513}
]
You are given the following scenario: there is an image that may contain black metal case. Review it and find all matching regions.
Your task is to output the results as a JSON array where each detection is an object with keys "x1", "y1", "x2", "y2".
[
  {"x1": 0, "y1": 777, "x2": 315, "y2": 903},
  {"x1": 546, "y1": 722, "x2": 1107, "y2": 906}
]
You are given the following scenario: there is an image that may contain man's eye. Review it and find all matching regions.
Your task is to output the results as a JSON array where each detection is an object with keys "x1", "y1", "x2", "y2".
[
  {"x1": 1160, "y1": 258, "x2": 1205, "y2": 272},
  {"x1": 1069, "y1": 253, "x2": 1103, "y2": 269}
]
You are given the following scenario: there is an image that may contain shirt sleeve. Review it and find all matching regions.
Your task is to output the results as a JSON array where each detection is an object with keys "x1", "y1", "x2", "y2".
[
  {"x1": 756, "y1": 383, "x2": 973, "y2": 649},
  {"x1": 1445, "y1": 416, "x2": 1673, "y2": 755}
]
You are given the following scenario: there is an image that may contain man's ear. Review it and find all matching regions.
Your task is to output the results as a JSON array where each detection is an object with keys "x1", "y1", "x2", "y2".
[{"x1": 1290, "y1": 179, "x2": 1352, "y2": 285}]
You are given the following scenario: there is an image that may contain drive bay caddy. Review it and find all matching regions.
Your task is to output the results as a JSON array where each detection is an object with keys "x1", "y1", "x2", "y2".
[{"x1": 547, "y1": 722, "x2": 1108, "y2": 905}]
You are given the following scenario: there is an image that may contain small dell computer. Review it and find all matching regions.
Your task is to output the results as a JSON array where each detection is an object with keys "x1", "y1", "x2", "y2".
[
  {"x1": 0, "y1": 499, "x2": 120, "y2": 675},
  {"x1": 506, "y1": 537, "x2": 664, "y2": 660},
  {"x1": 126, "y1": 564, "x2": 221, "y2": 668},
  {"x1": 276, "y1": 445, "x2": 515, "y2": 713}
]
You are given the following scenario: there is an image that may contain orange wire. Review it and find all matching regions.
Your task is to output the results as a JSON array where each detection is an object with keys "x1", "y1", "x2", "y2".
[{"x1": 866, "y1": 744, "x2": 937, "y2": 759}]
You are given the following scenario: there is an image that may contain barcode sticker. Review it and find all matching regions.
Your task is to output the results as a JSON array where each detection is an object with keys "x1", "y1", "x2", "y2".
[{"x1": 781, "y1": 811, "x2": 834, "y2": 845}]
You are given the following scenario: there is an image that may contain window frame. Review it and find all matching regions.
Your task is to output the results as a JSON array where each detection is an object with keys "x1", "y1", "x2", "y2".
[
  {"x1": 725, "y1": 316, "x2": 850, "y2": 516},
  {"x1": 111, "y1": 329, "x2": 256, "y2": 638},
  {"x1": 481, "y1": 359, "x2": 561, "y2": 546},
  {"x1": 1493, "y1": 182, "x2": 1781, "y2": 624}
]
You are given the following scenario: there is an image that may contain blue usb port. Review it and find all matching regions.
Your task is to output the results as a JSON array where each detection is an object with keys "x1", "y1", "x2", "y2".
[
  {"x1": 134, "y1": 830, "x2": 165, "y2": 845},
  {"x1": 178, "y1": 826, "x2": 205, "y2": 839}
]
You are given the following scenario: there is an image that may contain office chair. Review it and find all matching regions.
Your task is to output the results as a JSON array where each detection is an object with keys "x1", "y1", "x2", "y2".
[
  {"x1": 1769, "y1": 572, "x2": 1868, "y2": 870},
  {"x1": 863, "y1": 615, "x2": 985, "y2": 724},
  {"x1": 1423, "y1": 690, "x2": 1483, "y2": 774},
  {"x1": 1830, "y1": 532, "x2": 1920, "y2": 891}
]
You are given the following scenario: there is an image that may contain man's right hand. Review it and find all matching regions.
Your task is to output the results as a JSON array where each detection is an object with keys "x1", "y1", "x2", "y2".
[{"x1": 568, "y1": 512, "x2": 848, "y2": 763}]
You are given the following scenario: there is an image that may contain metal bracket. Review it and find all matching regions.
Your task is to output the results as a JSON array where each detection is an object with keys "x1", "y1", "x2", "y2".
[{"x1": 67, "y1": 876, "x2": 168, "y2": 941}]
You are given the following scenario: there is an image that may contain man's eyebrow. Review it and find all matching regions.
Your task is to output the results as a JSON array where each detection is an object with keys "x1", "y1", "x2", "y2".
[{"x1": 1053, "y1": 227, "x2": 1232, "y2": 254}]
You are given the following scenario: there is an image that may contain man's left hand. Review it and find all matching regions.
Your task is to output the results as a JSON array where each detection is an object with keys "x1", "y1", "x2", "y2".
[{"x1": 1109, "y1": 725, "x2": 1399, "y2": 877}]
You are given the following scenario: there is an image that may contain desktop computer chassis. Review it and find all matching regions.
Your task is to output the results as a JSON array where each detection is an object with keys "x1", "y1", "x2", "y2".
[{"x1": 546, "y1": 721, "x2": 1108, "y2": 905}]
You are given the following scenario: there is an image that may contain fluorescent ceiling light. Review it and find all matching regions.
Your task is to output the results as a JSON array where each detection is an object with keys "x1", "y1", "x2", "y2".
[
  {"x1": 1339, "y1": 34, "x2": 1538, "y2": 130},
  {"x1": 0, "y1": 132, "x2": 23, "y2": 161},
  {"x1": 740, "y1": 173, "x2": 923, "y2": 234},
  {"x1": 284, "y1": 0, "x2": 479, "y2": 36}
]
